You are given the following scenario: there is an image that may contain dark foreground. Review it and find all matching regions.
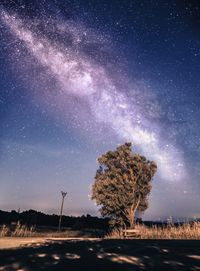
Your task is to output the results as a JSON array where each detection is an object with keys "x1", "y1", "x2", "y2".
[{"x1": 0, "y1": 239, "x2": 199, "y2": 271}]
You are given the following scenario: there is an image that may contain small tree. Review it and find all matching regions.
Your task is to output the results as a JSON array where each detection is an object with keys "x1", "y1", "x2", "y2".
[{"x1": 91, "y1": 142, "x2": 157, "y2": 228}]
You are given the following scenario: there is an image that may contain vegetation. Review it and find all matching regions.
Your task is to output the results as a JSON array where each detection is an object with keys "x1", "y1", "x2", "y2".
[
  {"x1": 1, "y1": 221, "x2": 200, "y2": 240},
  {"x1": 91, "y1": 142, "x2": 157, "y2": 228},
  {"x1": 0, "y1": 209, "x2": 108, "y2": 230},
  {"x1": 0, "y1": 222, "x2": 102, "y2": 238},
  {"x1": 0, "y1": 222, "x2": 35, "y2": 237},
  {"x1": 106, "y1": 222, "x2": 200, "y2": 239}
]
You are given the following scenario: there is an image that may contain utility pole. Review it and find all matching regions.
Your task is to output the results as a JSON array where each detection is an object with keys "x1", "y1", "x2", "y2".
[{"x1": 58, "y1": 191, "x2": 67, "y2": 231}]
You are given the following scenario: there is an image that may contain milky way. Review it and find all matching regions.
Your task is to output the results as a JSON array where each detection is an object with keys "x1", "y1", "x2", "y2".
[{"x1": 1, "y1": 10, "x2": 187, "y2": 182}]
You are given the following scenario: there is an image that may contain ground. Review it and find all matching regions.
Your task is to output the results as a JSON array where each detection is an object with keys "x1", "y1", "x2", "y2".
[{"x1": 0, "y1": 238, "x2": 200, "y2": 270}]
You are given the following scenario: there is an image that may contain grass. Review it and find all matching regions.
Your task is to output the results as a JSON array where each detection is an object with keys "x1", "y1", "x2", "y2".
[
  {"x1": 106, "y1": 222, "x2": 200, "y2": 239},
  {"x1": 0, "y1": 222, "x2": 99, "y2": 238},
  {"x1": 1, "y1": 221, "x2": 200, "y2": 239},
  {"x1": 0, "y1": 222, "x2": 35, "y2": 237}
]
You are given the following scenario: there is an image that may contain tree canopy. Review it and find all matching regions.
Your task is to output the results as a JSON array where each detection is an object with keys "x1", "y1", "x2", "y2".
[{"x1": 91, "y1": 142, "x2": 157, "y2": 228}]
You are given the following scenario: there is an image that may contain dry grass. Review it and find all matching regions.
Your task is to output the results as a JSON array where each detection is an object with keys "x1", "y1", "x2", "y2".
[
  {"x1": 2, "y1": 221, "x2": 200, "y2": 239},
  {"x1": 0, "y1": 223, "x2": 97, "y2": 238},
  {"x1": 105, "y1": 228, "x2": 123, "y2": 239},
  {"x1": 106, "y1": 222, "x2": 200, "y2": 239},
  {"x1": 0, "y1": 222, "x2": 35, "y2": 237},
  {"x1": 0, "y1": 225, "x2": 9, "y2": 237}
]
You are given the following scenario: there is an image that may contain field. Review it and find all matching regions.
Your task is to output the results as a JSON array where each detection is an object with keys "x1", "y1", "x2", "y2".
[
  {"x1": 1, "y1": 221, "x2": 200, "y2": 239},
  {"x1": 108, "y1": 222, "x2": 200, "y2": 239}
]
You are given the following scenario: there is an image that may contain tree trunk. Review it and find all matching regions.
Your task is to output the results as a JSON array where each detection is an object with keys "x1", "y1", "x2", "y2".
[
  {"x1": 129, "y1": 210, "x2": 136, "y2": 229},
  {"x1": 127, "y1": 196, "x2": 141, "y2": 229}
]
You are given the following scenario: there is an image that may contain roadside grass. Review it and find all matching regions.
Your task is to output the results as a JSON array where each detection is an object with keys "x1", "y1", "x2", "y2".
[
  {"x1": 1, "y1": 221, "x2": 200, "y2": 239},
  {"x1": 106, "y1": 222, "x2": 200, "y2": 239},
  {"x1": 0, "y1": 222, "x2": 34, "y2": 237},
  {"x1": 0, "y1": 222, "x2": 99, "y2": 238}
]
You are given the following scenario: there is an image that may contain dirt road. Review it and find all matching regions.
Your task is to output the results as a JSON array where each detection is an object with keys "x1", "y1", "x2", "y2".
[{"x1": 0, "y1": 238, "x2": 199, "y2": 270}]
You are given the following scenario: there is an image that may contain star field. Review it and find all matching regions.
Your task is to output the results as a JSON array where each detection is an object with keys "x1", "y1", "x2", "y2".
[{"x1": 0, "y1": 0, "x2": 200, "y2": 220}]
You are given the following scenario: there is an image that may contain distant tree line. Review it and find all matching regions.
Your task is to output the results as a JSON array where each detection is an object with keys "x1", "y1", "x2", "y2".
[
  {"x1": 0, "y1": 209, "x2": 109, "y2": 230},
  {"x1": 0, "y1": 209, "x2": 192, "y2": 230}
]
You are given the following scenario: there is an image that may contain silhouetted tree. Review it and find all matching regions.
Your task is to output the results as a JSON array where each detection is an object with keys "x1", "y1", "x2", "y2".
[{"x1": 91, "y1": 142, "x2": 157, "y2": 228}]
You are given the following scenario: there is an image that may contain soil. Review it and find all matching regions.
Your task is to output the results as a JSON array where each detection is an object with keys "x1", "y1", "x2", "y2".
[{"x1": 0, "y1": 238, "x2": 199, "y2": 270}]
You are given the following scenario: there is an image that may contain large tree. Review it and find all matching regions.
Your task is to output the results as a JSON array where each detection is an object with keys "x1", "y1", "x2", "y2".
[{"x1": 91, "y1": 142, "x2": 157, "y2": 228}]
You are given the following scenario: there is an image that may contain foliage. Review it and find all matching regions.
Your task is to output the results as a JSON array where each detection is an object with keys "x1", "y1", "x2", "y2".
[
  {"x1": 0, "y1": 209, "x2": 109, "y2": 230},
  {"x1": 91, "y1": 142, "x2": 157, "y2": 228}
]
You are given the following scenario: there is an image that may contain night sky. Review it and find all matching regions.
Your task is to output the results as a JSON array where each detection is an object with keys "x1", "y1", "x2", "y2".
[{"x1": 0, "y1": 0, "x2": 200, "y2": 221}]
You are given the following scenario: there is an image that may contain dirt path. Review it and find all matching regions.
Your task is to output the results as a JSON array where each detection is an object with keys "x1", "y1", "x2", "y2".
[
  {"x1": 0, "y1": 237, "x2": 47, "y2": 249},
  {"x1": 0, "y1": 237, "x2": 96, "y2": 249},
  {"x1": 0, "y1": 239, "x2": 199, "y2": 270}
]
